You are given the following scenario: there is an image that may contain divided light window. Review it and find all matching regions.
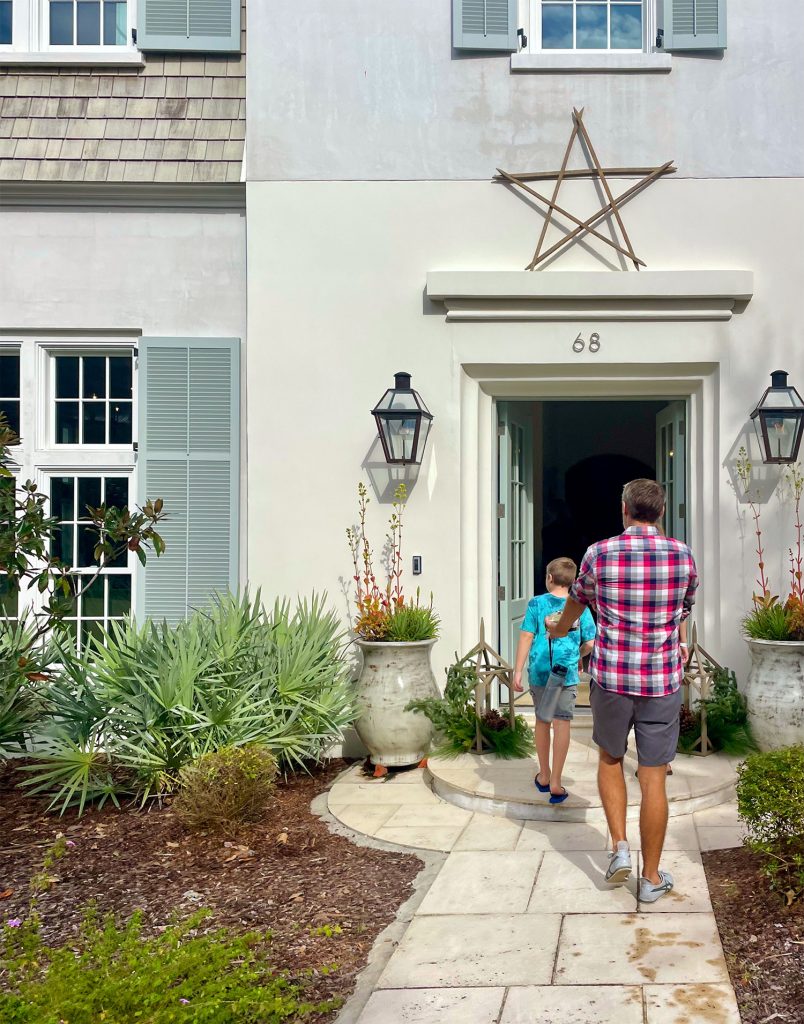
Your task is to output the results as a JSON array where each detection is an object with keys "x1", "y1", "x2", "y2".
[
  {"x1": 50, "y1": 474, "x2": 133, "y2": 651},
  {"x1": 49, "y1": 0, "x2": 128, "y2": 46},
  {"x1": 54, "y1": 353, "x2": 133, "y2": 446},
  {"x1": 539, "y1": 0, "x2": 644, "y2": 50},
  {"x1": 0, "y1": 351, "x2": 20, "y2": 436},
  {"x1": 0, "y1": 1, "x2": 11, "y2": 45}
]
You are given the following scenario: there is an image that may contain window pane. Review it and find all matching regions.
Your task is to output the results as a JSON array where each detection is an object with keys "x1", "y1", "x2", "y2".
[
  {"x1": 77, "y1": 0, "x2": 100, "y2": 43},
  {"x1": 82, "y1": 576, "x2": 105, "y2": 617},
  {"x1": 103, "y1": 0, "x2": 127, "y2": 44},
  {"x1": 542, "y1": 3, "x2": 573, "y2": 48},
  {"x1": 0, "y1": 1, "x2": 12, "y2": 45},
  {"x1": 611, "y1": 3, "x2": 642, "y2": 48},
  {"x1": 83, "y1": 401, "x2": 106, "y2": 444},
  {"x1": 109, "y1": 356, "x2": 132, "y2": 398},
  {"x1": 50, "y1": 1, "x2": 74, "y2": 44},
  {"x1": 51, "y1": 476, "x2": 75, "y2": 521},
  {"x1": 53, "y1": 524, "x2": 74, "y2": 564},
  {"x1": 78, "y1": 476, "x2": 102, "y2": 514},
  {"x1": 105, "y1": 476, "x2": 128, "y2": 509},
  {"x1": 82, "y1": 620, "x2": 105, "y2": 652},
  {"x1": 0, "y1": 354, "x2": 19, "y2": 398},
  {"x1": 110, "y1": 401, "x2": 132, "y2": 444},
  {"x1": 56, "y1": 356, "x2": 79, "y2": 398},
  {"x1": 56, "y1": 402, "x2": 79, "y2": 444},
  {"x1": 576, "y1": 4, "x2": 607, "y2": 48},
  {"x1": 78, "y1": 524, "x2": 98, "y2": 566},
  {"x1": 0, "y1": 401, "x2": 20, "y2": 437},
  {"x1": 0, "y1": 577, "x2": 18, "y2": 618},
  {"x1": 109, "y1": 574, "x2": 132, "y2": 616},
  {"x1": 83, "y1": 356, "x2": 106, "y2": 399}
]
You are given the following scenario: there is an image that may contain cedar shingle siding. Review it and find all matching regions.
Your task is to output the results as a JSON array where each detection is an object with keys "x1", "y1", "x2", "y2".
[{"x1": 0, "y1": 2, "x2": 245, "y2": 183}]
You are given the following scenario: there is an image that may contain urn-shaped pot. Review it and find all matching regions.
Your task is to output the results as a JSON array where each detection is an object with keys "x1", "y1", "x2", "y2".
[
  {"x1": 744, "y1": 639, "x2": 804, "y2": 751},
  {"x1": 353, "y1": 639, "x2": 439, "y2": 767}
]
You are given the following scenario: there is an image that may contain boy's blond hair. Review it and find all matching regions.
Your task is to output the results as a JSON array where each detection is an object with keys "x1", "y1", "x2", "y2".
[{"x1": 546, "y1": 557, "x2": 577, "y2": 588}]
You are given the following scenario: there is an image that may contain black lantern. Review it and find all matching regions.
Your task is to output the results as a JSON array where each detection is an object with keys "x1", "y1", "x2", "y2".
[
  {"x1": 750, "y1": 370, "x2": 804, "y2": 465},
  {"x1": 371, "y1": 372, "x2": 433, "y2": 465}
]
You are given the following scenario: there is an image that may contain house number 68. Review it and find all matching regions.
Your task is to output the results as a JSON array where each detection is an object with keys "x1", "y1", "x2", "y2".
[{"x1": 572, "y1": 332, "x2": 601, "y2": 353}]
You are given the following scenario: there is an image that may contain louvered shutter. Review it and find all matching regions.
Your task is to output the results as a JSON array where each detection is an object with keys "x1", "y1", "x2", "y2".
[
  {"x1": 453, "y1": 0, "x2": 518, "y2": 51},
  {"x1": 136, "y1": 338, "x2": 240, "y2": 626},
  {"x1": 138, "y1": 0, "x2": 241, "y2": 53},
  {"x1": 662, "y1": 0, "x2": 726, "y2": 50}
]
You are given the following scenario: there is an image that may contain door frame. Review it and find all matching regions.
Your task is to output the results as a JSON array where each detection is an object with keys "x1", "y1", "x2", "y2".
[{"x1": 458, "y1": 365, "x2": 718, "y2": 667}]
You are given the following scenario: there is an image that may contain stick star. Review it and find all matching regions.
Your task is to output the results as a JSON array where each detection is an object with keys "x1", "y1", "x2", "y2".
[{"x1": 496, "y1": 109, "x2": 676, "y2": 271}]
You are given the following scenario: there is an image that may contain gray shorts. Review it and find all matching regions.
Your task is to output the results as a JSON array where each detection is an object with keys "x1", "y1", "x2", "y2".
[
  {"x1": 530, "y1": 684, "x2": 577, "y2": 721},
  {"x1": 590, "y1": 680, "x2": 682, "y2": 767}
]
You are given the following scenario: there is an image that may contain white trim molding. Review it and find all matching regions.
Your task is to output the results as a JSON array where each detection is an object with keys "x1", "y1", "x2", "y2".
[
  {"x1": 511, "y1": 52, "x2": 671, "y2": 72},
  {"x1": 426, "y1": 270, "x2": 755, "y2": 322}
]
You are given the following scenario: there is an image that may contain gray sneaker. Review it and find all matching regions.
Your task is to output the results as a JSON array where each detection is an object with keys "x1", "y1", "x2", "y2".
[
  {"x1": 639, "y1": 870, "x2": 674, "y2": 903},
  {"x1": 605, "y1": 841, "x2": 632, "y2": 885}
]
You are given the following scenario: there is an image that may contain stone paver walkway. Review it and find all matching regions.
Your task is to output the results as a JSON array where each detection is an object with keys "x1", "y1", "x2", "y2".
[{"x1": 328, "y1": 742, "x2": 744, "y2": 1024}]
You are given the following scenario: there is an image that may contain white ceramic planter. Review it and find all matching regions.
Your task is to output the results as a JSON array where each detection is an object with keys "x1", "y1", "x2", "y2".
[
  {"x1": 744, "y1": 639, "x2": 804, "y2": 751},
  {"x1": 353, "y1": 639, "x2": 439, "y2": 767}
]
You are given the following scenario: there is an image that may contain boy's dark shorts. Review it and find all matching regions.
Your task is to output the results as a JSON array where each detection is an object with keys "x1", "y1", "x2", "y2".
[
  {"x1": 590, "y1": 680, "x2": 682, "y2": 766},
  {"x1": 530, "y1": 684, "x2": 577, "y2": 721}
]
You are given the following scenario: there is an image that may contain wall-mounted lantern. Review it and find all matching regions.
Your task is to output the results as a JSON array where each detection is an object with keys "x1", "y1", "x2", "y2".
[
  {"x1": 371, "y1": 372, "x2": 433, "y2": 465},
  {"x1": 750, "y1": 370, "x2": 804, "y2": 465}
]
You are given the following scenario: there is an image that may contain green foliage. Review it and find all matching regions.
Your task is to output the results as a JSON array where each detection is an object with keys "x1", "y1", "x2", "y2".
[
  {"x1": 407, "y1": 660, "x2": 534, "y2": 759},
  {"x1": 0, "y1": 615, "x2": 53, "y2": 754},
  {"x1": 737, "y1": 746, "x2": 804, "y2": 902},
  {"x1": 21, "y1": 593, "x2": 357, "y2": 814},
  {"x1": 384, "y1": 603, "x2": 440, "y2": 643},
  {"x1": 174, "y1": 745, "x2": 279, "y2": 832},
  {"x1": 676, "y1": 667, "x2": 757, "y2": 757},
  {"x1": 742, "y1": 602, "x2": 794, "y2": 641},
  {"x1": 0, "y1": 908, "x2": 336, "y2": 1024}
]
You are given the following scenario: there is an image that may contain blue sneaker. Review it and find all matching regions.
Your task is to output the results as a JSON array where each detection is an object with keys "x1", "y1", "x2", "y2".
[{"x1": 605, "y1": 841, "x2": 632, "y2": 885}]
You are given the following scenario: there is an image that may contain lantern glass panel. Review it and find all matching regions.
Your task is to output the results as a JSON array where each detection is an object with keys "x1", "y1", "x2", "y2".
[
  {"x1": 381, "y1": 417, "x2": 416, "y2": 462},
  {"x1": 761, "y1": 412, "x2": 800, "y2": 462}
]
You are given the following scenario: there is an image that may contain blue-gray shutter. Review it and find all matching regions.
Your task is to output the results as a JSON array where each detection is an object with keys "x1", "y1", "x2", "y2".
[
  {"x1": 662, "y1": 0, "x2": 726, "y2": 50},
  {"x1": 136, "y1": 338, "x2": 240, "y2": 625},
  {"x1": 453, "y1": 0, "x2": 518, "y2": 51},
  {"x1": 138, "y1": 0, "x2": 241, "y2": 53}
]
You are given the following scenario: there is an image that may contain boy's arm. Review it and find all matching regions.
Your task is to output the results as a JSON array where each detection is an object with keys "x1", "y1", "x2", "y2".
[
  {"x1": 579, "y1": 639, "x2": 595, "y2": 657},
  {"x1": 513, "y1": 631, "x2": 534, "y2": 692}
]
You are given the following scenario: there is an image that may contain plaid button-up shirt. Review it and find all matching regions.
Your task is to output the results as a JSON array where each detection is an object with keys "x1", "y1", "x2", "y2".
[{"x1": 569, "y1": 525, "x2": 699, "y2": 697}]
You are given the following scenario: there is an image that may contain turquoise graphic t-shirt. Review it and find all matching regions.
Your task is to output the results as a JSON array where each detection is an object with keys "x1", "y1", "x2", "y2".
[{"x1": 521, "y1": 593, "x2": 596, "y2": 687}]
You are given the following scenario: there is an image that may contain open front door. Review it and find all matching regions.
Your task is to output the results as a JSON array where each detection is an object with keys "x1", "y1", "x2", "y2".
[
  {"x1": 498, "y1": 403, "x2": 534, "y2": 680},
  {"x1": 656, "y1": 401, "x2": 687, "y2": 542}
]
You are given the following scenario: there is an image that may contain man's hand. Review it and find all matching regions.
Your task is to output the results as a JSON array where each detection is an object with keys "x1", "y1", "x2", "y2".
[
  {"x1": 512, "y1": 670, "x2": 524, "y2": 693},
  {"x1": 545, "y1": 616, "x2": 569, "y2": 640}
]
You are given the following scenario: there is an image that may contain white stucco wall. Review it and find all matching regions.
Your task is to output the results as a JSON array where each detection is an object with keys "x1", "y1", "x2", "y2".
[
  {"x1": 0, "y1": 206, "x2": 246, "y2": 337},
  {"x1": 246, "y1": 176, "x2": 804, "y2": 682},
  {"x1": 247, "y1": 0, "x2": 804, "y2": 180}
]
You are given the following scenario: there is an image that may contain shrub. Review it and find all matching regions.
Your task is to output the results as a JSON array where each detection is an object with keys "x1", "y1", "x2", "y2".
[
  {"x1": 742, "y1": 602, "x2": 794, "y2": 642},
  {"x1": 0, "y1": 908, "x2": 336, "y2": 1024},
  {"x1": 677, "y1": 667, "x2": 757, "y2": 757},
  {"x1": 0, "y1": 615, "x2": 51, "y2": 755},
  {"x1": 737, "y1": 746, "x2": 804, "y2": 902},
  {"x1": 21, "y1": 592, "x2": 357, "y2": 814},
  {"x1": 385, "y1": 603, "x2": 440, "y2": 643},
  {"x1": 174, "y1": 745, "x2": 279, "y2": 832}
]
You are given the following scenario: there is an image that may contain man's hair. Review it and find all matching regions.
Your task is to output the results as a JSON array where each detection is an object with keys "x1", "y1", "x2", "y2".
[
  {"x1": 622, "y1": 479, "x2": 666, "y2": 524},
  {"x1": 546, "y1": 557, "x2": 577, "y2": 588}
]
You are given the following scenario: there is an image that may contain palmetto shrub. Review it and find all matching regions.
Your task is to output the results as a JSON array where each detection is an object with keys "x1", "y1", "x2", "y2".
[
  {"x1": 21, "y1": 592, "x2": 357, "y2": 814},
  {"x1": 0, "y1": 613, "x2": 55, "y2": 756},
  {"x1": 173, "y1": 744, "x2": 279, "y2": 832}
]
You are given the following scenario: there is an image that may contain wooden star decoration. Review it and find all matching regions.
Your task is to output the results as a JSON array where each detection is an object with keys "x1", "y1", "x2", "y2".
[{"x1": 496, "y1": 108, "x2": 676, "y2": 271}]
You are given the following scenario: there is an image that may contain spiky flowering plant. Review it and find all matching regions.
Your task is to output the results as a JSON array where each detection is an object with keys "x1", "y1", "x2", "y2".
[{"x1": 346, "y1": 482, "x2": 438, "y2": 642}]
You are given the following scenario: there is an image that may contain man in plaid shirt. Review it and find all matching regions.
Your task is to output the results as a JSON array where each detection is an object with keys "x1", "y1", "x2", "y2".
[{"x1": 546, "y1": 479, "x2": 698, "y2": 903}]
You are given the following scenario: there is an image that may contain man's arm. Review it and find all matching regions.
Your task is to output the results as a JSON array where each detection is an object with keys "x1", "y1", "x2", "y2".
[
  {"x1": 681, "y1": 556, "x2": 699, "y2": 622},
  {"x1": 546, "y1": 596, "x2": 586, "y2": 639},
  {"x1": 547, "y1": 549, "x2": 597, "y2": 639}
]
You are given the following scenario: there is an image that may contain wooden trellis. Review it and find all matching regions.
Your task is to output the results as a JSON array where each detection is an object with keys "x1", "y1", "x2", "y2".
[
  {"x1": 681, "y1": 623, "x2": 719, "y2": 756},
  {"x1": 456, "y1": 619, "x2": 516, "y2": 754}
]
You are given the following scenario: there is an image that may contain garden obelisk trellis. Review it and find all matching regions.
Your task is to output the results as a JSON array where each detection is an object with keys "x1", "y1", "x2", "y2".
[{"x1": 496, "y1": 108, "x2": 675, "y2": 270}]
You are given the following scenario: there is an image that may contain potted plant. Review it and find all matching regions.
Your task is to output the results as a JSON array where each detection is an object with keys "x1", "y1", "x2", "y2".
[
  {"x1": 346, "y1": 483, "x2": 440, "y2": 771},
  {"x1": 737, "y1": 450, "x2": 804, "y2": 751}
]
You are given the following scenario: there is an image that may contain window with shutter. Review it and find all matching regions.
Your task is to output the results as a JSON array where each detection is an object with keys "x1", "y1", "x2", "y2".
[
  {"x1": 662, "y1": 0, "x2": 726, "y2": 50},
  {"x1": 136, "y1": 338, "x2": 240, "y2": 626},
  {"x1": 138, "y1": 0, "x2": 240, "y2": 53},
  {"x1": 453, "y1": 0, "x2": 518, "y2": 51}
]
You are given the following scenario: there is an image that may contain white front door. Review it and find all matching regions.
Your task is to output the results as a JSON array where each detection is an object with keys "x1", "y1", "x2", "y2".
[
  {"x1": 497, "y1": 402, "x2": 534, "y2": 675},
  {"x1": 656, "y1": 401, "x2": 687, "y2": 541}
]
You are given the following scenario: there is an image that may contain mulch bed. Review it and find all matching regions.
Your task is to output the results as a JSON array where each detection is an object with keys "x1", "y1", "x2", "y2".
[
  {"x1": 703, "y1": 847, "x2": 804, "y2": 1024},
  {"x1": 0, "y1": 759, "x2": 423, "y2": 1021}
]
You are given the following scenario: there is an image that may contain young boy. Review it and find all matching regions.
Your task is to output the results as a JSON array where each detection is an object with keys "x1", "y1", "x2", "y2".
[{"x1": 513, "y1": 557, "x2": 596, "y2": 804}]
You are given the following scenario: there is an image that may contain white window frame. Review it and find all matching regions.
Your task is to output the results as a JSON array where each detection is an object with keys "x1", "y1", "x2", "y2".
[
  {"x1": 1, "y1": 336, "x2": 138, "y2": 632},
  {"x1": 47, "y1": 347, "x2": 136, "y2": 452},
  {"x1": 527, "y1": 0, "x2": 653, "y2": 54},
  {"x1": 0, "y1": 0, "x2": 142, "y2": 64}
]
